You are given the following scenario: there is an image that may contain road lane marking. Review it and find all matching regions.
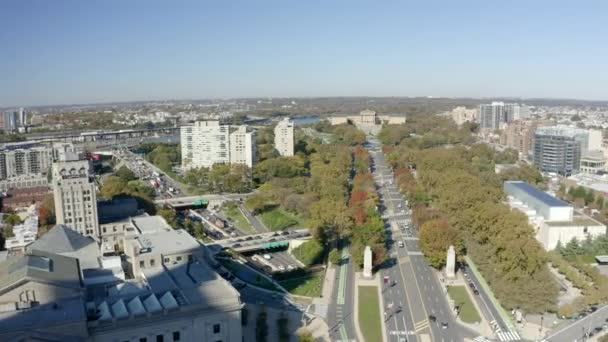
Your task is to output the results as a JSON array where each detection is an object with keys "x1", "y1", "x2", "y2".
[{"x1": 414, "y1": 319, "x2": 430, "y2": 332}]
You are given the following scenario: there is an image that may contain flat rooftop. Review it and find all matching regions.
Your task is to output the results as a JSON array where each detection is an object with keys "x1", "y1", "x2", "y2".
[
  {"x1": 545, "y1": 215, "x2": 604, "y2": 227},
  {"x1": 505, "y1": 181, "x2": 570, "y2": 207}
]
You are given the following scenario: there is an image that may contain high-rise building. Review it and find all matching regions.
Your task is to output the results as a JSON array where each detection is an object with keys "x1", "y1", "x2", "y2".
[
  {"x1": 479, "y1": 102, "x2": 521, "y2": 130},
  {"x1": 52, "y1": 158, "x2": 99, "y2": 236},
  {"x1": 229, "y1": 125, "x2": 257, "y2": 168},
  {"x1": 181, "y1": 121, "x2": 230, "y2": 169},
  {"x1": 533, "y1": 126, "x2": 590, "y2": 176},
  {"x1": 18, "y1": 107, "x2": 26, "y2": 126},
  {"x1": 181, "y1": 121, "x2": 256, "y2": 169},
  {"x1": 500, "y1": 120, "x2": 549, "y2": 161},
  {"x1": 3, "y1": 110, "x2": 19, "y2": 131},
  {"x1": 274, "y1": 118, "x2": 294, "y2": 156}
]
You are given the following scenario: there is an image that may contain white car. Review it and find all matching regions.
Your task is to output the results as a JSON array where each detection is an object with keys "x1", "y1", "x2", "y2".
[
  {"x1": 278, "y1": 265, "x2": 286, "y2": 271},
  {"x1": 263, "y1": 254, "x2": 272, "y2": 260},
  {"x1": 398, "y1": 241, "x2": 404, "y2": 248}
]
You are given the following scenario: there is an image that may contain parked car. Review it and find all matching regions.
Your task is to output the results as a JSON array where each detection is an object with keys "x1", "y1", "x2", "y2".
[{"x1": 263, "y1": 254, "x2": 272, "y2": 260}]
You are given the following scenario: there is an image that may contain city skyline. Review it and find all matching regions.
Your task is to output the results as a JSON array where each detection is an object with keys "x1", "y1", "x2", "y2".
[{"x1": 2, "y1": 1, "x2": 608, "y2": 107}]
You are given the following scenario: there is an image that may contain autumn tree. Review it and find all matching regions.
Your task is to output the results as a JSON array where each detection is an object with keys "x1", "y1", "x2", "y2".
[{"x1": 419, "y1": 219, "x2": 463, "y2": 269}]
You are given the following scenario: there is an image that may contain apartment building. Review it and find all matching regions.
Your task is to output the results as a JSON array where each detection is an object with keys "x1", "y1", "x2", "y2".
[
  {"x1": 274, "y1": 118, "x2": 294, "y2": 156},
  {"x1": 180, "y1": 121, "x2": 256, "y2": 169},
  {"x1": 479, "y1": 102, "x2": 522, "y2": 130}
]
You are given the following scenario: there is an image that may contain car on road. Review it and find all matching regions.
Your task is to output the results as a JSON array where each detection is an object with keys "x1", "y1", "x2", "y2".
[
  {"x1": 473, "y1": 289, "x2": 480, "y2": 295},
  {"x1": 398, "y1": 241, "x2": 404, "y2": 248},
  {"x1": 428, "y1": 315, "x2": 436, "y2": 322},
  {"x1": 263, "y1": 254, "x2": 272, "y2": 260},
  {"x1": 278, "y1": 265, "x2": 286, "y2": 271},
  {"x1": 441, "y1": 322, "x2": 448, "y2": 329}
]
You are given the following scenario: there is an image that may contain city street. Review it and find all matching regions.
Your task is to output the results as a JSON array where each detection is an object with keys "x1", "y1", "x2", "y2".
[
  {"x1": 370, "y1": 140, "x2": 477, "y2": 342},
  {"x1": 327, "y1": 245, "x2": 357, "y2": 342}
]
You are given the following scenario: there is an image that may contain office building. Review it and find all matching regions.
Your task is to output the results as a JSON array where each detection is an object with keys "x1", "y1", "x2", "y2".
[
  {"x1": 52, "y1": 158, "x2": 99, "y2": 236},
  {"x1": 181, "y1": 121, "x2": 256, "y2": 169},
  {"x1": 2, "y1": 110, "x2": 19, "y2": 131},
  {"x1": 533, "y1": 126, "x2": 590, "y2": 176},
  {"x1": 505, "y1": 181, "x2": 606, "y2": 250},
  {"x1": 230, "y1": 125, "x2": 257, "y2": 168},
  {"x1": 0, "y1": 224, "x2": 243, "y2": 341},
  {"x1": 274, "y1": 118, "x2": 295, "y2": 156},
  {"x1": 479, "y1": 102, "x2": 522, "y2": 130}
]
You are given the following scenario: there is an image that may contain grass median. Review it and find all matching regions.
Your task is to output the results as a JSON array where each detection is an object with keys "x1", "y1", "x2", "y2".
[
  {"x1": 447, "y1": 285, "x2": 481, "y2": 324},
  {"x1": 358, "y1": 286, "x2": 383, "y2": 342},
  {"x1": 260, "y1": 208, "x2": 301, "y2": 231}
]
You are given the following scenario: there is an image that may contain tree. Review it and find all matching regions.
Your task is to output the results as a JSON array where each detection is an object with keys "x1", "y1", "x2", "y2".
[
  {"x1": 329, "y1": 248, "x2": 341, "y2": 265},
  {"x1": 115, "y1": 165, "x2": 136, "y2": 182},
  {"x1": 584, "y1": 188, "x2": 596, "y2": 206},
  {"x1": 596, "y1": 195, "x2": 605, "y2": 210},
  {"x1": 298, "y1": 330, "x2": 315, "y2": 342},
  {"x1": 4, "y1": 214, "x2": 22, "y2": 226},
  {"x1": 419, "y1": 219, "x2": 463, "y2": 269},
  {"x1": 157, "y1": 207, "x2": 177, "y2": 227}
]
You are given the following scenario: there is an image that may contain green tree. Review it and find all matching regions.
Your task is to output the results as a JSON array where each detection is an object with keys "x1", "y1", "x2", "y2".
[
  {"x1": 298, "y1": 330, "x2": 315, "y2": 342},
  {"x1": 115, "y1": 165, "x2": 136, "y2": 182},
  {"x1": 328, "y1": 248, "x2": 341, "y2": 265},
  {"x1": 157, "y1": 207, "x2": 178, "y2": 227},
  {"x1": 419, "y1": 219, "x2": 463, "y2": 269}
]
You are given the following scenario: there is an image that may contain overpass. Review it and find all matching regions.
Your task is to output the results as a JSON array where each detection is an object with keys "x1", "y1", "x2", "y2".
[
  {"x1": 155, "y1": 193, "x2": 252, "y2": 208},
  {"x1": 212, "y1": 229, "x2": 311, "y2": 253},
  {"x1": 24, "y1": 126, "x2": 180, "y2": 143}
]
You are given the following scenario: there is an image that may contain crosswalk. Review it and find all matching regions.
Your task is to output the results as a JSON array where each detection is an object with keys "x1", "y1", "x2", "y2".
[
  {"x1": 490, "y1": 320, "x2": 521, "y2": 341},
  {"x1": 474, "y1": 337, "x2": 492, "y2": 342},
  {"x1": 414, "y1": 319, "x2": 429, "y2": 332}
]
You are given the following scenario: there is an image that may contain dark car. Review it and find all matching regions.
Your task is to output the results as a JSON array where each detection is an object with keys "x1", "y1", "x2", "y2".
[
  {"x1": 281, "y1": 231, "x2": 290, "y2": 236},
  {"x1": 473, "y1": 289, "x2": 480, "y2": 295},
  {"x1": 232, "y1": 243, "x2": 241, "y2": 248},
  {"x1": 268, "y1": 239, "x2": 276, "y2": 242},
  {"x1": 428, "y1": 315, "x2": 436, "y2": 322},
  {"x1": 245, "y1": 236, "x2": 253, "y2": 241},
  {"x1": 589, "y1": 306, "x2": 598, "y2": 313},
  {"x1": 272, "y1": 232, "x2": 280, "y2": 237}
]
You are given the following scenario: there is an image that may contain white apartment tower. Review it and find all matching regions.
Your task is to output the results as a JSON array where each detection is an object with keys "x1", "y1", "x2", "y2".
[
  {"x1": 52, "y1": 158, "x2": 99, "y2": 236},
  {"x1": 230, "y1": 125, "x2": 257, "y2": 168},
  {"x1": 181, "y1": 121, "x2": 230, "y2": 169},
  {"x1": 274, "y1": 118, "x2": 294, "y2": 156},
  {"x1": 181, "y1": 121, "x2": 257, "y2": 169}
]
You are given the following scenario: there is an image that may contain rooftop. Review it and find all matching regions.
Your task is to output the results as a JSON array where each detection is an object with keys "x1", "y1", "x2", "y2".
[
  {"x1": 132, "y1": 229, "x2": 199, "y2": 256},
  {"x1": 544, "y1": 215, "x2": 603, "y2": 227},
  {"x1": 130, "y1": 215, "x2": 172, "y2": 235},
  {"x1": 505, "y1": 181, "x2": 570, "y2": 207},
  {"x1": 0, "y1": 250, "x2": 83, "y2": 292}
]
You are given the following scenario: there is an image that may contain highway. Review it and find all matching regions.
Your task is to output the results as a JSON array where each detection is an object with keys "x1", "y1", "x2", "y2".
[{"x1": 370, "y1": 140, "x2": 477, "y2": 342}]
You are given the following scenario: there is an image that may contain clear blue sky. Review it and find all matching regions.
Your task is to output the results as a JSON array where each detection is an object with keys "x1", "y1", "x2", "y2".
[{"x1": 1, "y1": 0, "x2": 607, "y2": 107}]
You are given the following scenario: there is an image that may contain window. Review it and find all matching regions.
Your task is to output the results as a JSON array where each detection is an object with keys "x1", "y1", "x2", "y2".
[
  {"x1": 176, "y1": 256, "x2": 182, "y2": 261},
  {"x1": 172, "y1": 331, "x2": 180, "y2": 341},
  {"x1": 213, "y1": 324, "x2": 221, "y2": 334},
  {"x1": 156, "y1": 335, "x2": 164, "y2": 342},
  {"x1": 584, "y1": 227, "x2": 588, "y2": 233},
  {"x1": 150, "y1": 259, "x2": 156, "y2": 267},
  {"x1": 140, "y1": 260, "x2": 145, "y2": 268},
  {"x1": 164, "y1": 258, "x2": 170, "y2": 263},
  {"x1": 139, "y1": 338, "x2": 147, "y2": 342}
]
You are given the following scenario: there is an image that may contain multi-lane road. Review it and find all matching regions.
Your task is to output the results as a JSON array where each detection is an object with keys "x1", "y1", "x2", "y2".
[
  {"x1": 370, "y1": 139, "x2": 477, "y2": 342},
  {"x1": 327, "y1": 245, "x2": 357, "y2": 342}
]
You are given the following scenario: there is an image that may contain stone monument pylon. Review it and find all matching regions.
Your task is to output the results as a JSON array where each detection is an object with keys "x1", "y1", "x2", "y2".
[
  {"x1": 446, "y1": 245, "x2": 456, "y2": 279},
  {"x1": 363, "y1": 246, "x2": 373, "y2": 278}
]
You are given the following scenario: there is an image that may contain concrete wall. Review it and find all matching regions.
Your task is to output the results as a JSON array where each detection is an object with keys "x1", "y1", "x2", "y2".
[{"x1": 538, "y1": 223, "x2": 607, "y2": 250}]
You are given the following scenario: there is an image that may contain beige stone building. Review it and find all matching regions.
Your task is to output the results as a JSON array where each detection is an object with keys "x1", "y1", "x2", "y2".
[
  {"x1": 0, "y1": 224, "x2": 243, "y2": 342},
  {"x1": 500, "y1": 120, "x2": 549, "y2": 161},
  {"x1": 330, "y1": 109, "x2": 406, "y2": 134}
]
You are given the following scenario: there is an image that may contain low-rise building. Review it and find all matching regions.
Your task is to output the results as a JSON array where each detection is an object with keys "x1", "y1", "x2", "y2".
[
  {"x1": 504, "y1": 181, "x2": 606, "y2": 250},
  {"x1": 1, "y1": 186, "x2": 50, "y2": 211},
  {"x1": 330, "y1": 109, "x2": 406, "y2": 134},
  {"x1": 580, "y1": 150, "x2": 607, "y2": 174},
  {"x1": 0, "y1": 224, "x2": 243, "y2": 341}
]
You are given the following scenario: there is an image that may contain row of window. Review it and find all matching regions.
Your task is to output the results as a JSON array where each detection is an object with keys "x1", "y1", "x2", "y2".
[{"x1": 120, "y1": 326, "x2": 222, "y2": 341}]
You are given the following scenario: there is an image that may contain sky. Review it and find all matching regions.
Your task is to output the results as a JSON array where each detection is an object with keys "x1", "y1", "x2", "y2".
[{"x1": 1, "y1": 0, "x2": 608, "y2": 107}]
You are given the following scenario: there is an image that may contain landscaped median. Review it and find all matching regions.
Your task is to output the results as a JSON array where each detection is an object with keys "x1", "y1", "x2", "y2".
[
  {"x1": 279, "y1": 273, "x2": 324, "y2": 297},
  {"x1": 358, "y1": 286, "x2": 383, "y2": 342},
  {"x1": 447, "y1": 285, "x2": 481, "y2": 324}
]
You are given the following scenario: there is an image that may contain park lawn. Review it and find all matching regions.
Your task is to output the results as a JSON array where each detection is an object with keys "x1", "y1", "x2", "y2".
[
  {"x1": 447, "y1": 286, "x2": 481, "y2": 324},
  {"x1": 223, "y1": 206, "x2": 255, "y2": 234},
  {"x1": 358, "y1": 286, "x2": 383, "y2": 342},
  {"x1": 260, "y1": 208, "x2": 300, "y2": 231},
  {"x1": 279, "y1": 274, "x2": 324, "y2": 297}
]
